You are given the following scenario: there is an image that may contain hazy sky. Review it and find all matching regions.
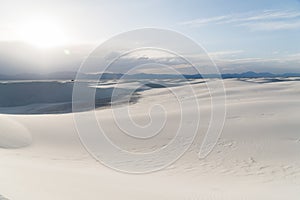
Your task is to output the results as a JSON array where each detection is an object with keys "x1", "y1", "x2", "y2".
[{"x1": 0, "y1": 0, "x2": 300, "y2": 74}]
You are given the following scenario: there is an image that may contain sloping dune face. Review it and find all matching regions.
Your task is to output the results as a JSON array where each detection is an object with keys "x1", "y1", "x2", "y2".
[
  {"x1": 0, "y1": 116, "x2": 32, "y2": 148},
  {"x1": 0, "y1": 194, "x2": 9, "y2": 200}
]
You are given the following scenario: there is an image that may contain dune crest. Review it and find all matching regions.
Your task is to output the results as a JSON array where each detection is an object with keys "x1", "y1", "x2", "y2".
[{"x1": 0, "y1": 116, "x2": 32, "y2": 148}]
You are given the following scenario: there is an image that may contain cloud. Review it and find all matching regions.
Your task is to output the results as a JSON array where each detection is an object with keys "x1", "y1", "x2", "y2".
[
  {"x1": 208, "y1": 50, "x2": 244, "y2": 58},
  {"x1": 0, "y1": 41, "x2": 299, "y2": 75},
  {"x1": 181, "y1": 15, "x2": 232, "y2": 26},
  {"x1": 107, "y1": 50, "x2": 300, "y2": 74},
  {"x1": 181, "y1": 10, "x2": 300, "y2": 31},
  {"x1": 211, "y1": 52, "x2": 300, "y2": 73},
  {"x1": 238, "y1": 21, "x2": 300, "y2": 31},
  {"x1": 0, "y1": 41, "x2": 93, "y2": 75}
]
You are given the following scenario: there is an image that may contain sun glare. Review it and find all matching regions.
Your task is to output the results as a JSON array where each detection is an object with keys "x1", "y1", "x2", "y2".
[{"x1": 18, "y1": 18, "x2": 67, "y2": 48}]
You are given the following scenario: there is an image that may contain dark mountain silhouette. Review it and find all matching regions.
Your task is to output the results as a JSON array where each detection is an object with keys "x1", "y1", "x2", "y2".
[{"x1": 0, "y1": 71, "x2": 300, "y2": 80}]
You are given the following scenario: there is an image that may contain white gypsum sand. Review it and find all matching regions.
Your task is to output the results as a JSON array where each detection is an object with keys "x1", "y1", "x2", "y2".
[{"x1": 0, "y1": 78, "x2": 300, "y2": 200}]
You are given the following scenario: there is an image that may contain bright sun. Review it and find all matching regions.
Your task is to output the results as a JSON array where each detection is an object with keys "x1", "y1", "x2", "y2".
[{"x1": 18, "y1": 18, "x2": 67, "y2": 48}]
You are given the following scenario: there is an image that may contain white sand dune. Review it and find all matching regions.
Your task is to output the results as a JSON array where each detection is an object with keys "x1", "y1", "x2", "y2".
[
  {"x1": 0, "y1": 115, "x2": 32, "y2": 148},
  {"x1": 0, "y1": 79, "x2": 300, "y2": 199},
  {"x1": 0, "y1": 195, "x2": 9, "y2": 200}
]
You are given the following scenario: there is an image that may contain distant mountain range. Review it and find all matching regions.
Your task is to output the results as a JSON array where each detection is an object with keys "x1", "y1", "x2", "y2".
[{"x1": 1, "y1": 71, "x2": 300, "y2": 80}]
